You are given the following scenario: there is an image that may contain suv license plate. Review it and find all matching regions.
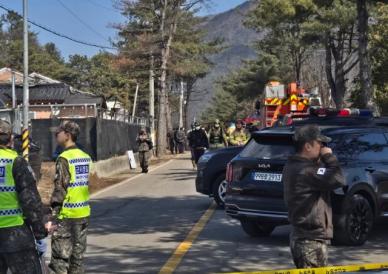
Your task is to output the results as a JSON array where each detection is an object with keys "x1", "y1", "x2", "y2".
[{"x1": 253, "y1": 172, "x2": 282, "y2": 182}]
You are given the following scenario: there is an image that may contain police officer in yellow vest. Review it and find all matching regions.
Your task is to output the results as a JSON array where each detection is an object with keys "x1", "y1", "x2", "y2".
[
  {"x1": 49, "y1": 121, "x2": 91, "y2": 274},
  {"x1": 0, "y1": 120, "x2": 48, "y2": 273}
]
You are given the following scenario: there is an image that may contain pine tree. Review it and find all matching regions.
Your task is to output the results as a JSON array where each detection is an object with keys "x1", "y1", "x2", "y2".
[
  {"x1": 116, "y1": 0, "x2": 211, "y2": 156},
  {"x1": 246, "y1": 0, "x2": 317, "y2": 83}
]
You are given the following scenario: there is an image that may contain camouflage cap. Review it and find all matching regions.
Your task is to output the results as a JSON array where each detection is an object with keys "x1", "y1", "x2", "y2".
[
  {"x1": 294, "y1": 124, "x2": 331, "y2": 144},
  {"x1": 56, "y1": 120, "x2": 80, "y2": 138},
  {"x1": 0, "y1": 120, "x2": 12, "y2": 135}
]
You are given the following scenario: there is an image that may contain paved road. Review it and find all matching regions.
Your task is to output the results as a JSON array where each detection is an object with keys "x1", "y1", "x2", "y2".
[{"x1": 85, "y1": 156, "x2": 388, "y2": 273}]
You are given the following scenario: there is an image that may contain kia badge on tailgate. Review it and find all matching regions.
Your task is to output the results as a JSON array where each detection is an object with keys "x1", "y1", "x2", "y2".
[{"x1": 258, "y1": 164, "x2": 271, "y2": 169}]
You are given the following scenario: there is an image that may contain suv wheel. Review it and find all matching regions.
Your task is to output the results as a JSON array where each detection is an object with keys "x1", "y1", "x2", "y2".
[
  {"x1": 334, "y1": 194, "x2": 374, "y2": 246},
  {"x1": 212, "y1": 174, "x2": 227, "y2": 208},
  {"x1": 240, "y1": 219, "x2": 275, "y2": 237}
]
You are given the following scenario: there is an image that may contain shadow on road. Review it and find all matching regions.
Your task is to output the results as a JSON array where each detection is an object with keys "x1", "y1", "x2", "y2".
[
  {"x1": 86, "y1": 192, "x2": 388, "y2": 273},
  {"x1": 89, "y1": 195, "x2": 210, "y2": 235},
  {"x1": 152, "y1": 169, "x2": 197, "y2": 181},
  {"x1": 175, "y1": 211, "x2": 388, "y2": 273},
  {"x1": 86, "y1": 195, "x2": 211, "y2": 273},
  {"x1": 86, "y1": 244, "x2": 174, "y2": 273}
]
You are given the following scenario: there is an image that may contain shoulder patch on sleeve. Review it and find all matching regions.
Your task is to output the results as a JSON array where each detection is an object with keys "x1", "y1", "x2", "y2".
[{"x1": 317, "y1": 168, "x2": 326, "y2": 175}]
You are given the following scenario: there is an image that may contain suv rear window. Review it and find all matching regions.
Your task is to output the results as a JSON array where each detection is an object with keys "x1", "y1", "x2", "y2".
[
  {"x1": 329, "y1": 132, "x2": 388, "y2": 161},
  {"x1": 240, "y1": 135, "x2": 295, "y2": 160}
]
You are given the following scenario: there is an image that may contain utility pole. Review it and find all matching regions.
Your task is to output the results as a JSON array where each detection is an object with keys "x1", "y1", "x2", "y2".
[
  {"x1": 11, "y1": 71, "x2": 16, "y2": 133},
  {"x1": 132, "y1": 83, "x2": 139, "y2": 122},
  {"x1": 11, "y1": 71, "x2": 16, "y2": 109},
  {"x1": 179, "y1": 80, "x2": 184, "y2": 129},
  {"x1": 22, "y1": 0, "x2": 29, "y2": 160},
  {"x1": 149, "y1": 54, "x2": 155, "y2": 145}
]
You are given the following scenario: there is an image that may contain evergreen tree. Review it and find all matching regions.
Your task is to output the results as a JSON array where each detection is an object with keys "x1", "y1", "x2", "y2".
[{"x1": 116, "y1": 0, "x2": 211, "y2": 156}]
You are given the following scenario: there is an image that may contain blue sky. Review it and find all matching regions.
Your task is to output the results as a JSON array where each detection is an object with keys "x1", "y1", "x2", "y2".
[{"x1": 0, "y1": 0, "x2": 246, "y2": 59}]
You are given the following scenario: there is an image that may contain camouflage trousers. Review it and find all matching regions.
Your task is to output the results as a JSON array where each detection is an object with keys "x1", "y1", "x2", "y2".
[
  {"x1": 0, "y1": 249, "x2": 42, "y2": 274},
  {"x1": 49, "y1": 219, "x2": 89, "y2": 274},
  {"x1": 139, "y1": 151, "x2": 150, "y2": 172},
  {"x1": 290, "y1": 238, "x2": 328, "y2": 269}
]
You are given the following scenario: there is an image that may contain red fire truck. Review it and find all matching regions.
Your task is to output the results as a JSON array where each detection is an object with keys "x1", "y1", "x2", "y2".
[{"x1": 261, "y1": 81, "x2": 321, "y2": 127}]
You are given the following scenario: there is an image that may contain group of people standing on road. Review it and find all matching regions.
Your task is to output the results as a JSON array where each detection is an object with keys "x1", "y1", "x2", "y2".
[
  {"x1": 0, "y1": 120, "x2": 92, "y2": 273},
  {"x1": 186, "y1": 119, "x2": 251, "y2": 168},
  {"x1": 167, "y1": 128, "x2": 186, "y2": 155}
]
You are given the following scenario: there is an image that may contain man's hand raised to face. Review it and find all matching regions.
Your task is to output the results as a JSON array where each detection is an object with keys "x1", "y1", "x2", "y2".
[{"x1": 320, "y1": 146, "x2": 333, "y2": 156}]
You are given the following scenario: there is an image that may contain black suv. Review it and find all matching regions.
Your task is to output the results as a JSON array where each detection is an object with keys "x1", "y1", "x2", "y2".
[
  {"x1": 196, "y1": 146, "x2": 243, "y2": 206},
  {"x1": 225, "y1": 117, "x2": 388, "y2": 245}
]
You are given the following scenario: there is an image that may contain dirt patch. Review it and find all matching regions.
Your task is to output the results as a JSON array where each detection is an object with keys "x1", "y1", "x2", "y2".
[
  {"x1": 38, "y1": 152, "x2": 182, "y2": 205},
  {"x1": 38, "y1": 162, "x2": 56, "y2": 205}
]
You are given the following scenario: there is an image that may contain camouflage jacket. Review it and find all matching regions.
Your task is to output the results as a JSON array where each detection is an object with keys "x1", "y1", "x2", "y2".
[
  {"x1": 0, "y1": 155, "x2": 47, "y2": 252},
  {"x1": 209, "y1": 127, "x2": 227, "y2": 146},
  {"x1": 137, "y1": 137, "x2": 153, "y2": 152}
]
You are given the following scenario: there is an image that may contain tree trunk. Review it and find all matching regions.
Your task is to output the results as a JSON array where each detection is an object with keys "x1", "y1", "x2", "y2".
[
  {"x1": 334, "y1": 65, "x2": 347, "y2": 109},
  {"x1": 325, "y1": 40, "x2": 337, "y2": 108},
  {"x1": 178, "y1": 79, "x2": 184, "y2": 129},
  {"x1": 325, "y1": 41, "x2": 346, "y2": 109},
  {"x1": 325, "y1": 31, "x2": 355, "y2": 110},
  {"x1": 156, "y1": 0, "x2": 169, "y2": 157},
  {"x1": 295, "y1": 51, "x2": 302, "y2": 84},
  {"x1": 184, "y1": 80, "x2": 194, "y2": 130},
  {"x1": 357, "y1": 0, "x2": 374, "y2": 110},
  {"x1": 156, "y1": 0, "x2": 179, "y2": 156},
  {"x1": 149, "y1": 54, "x2": 155, "y2": 135},
  {"x1": 157, "y1": 76, "x2": 167, "y2": 156},
  {"x1": 166, "y1": 91, "x2": 173, "y2": 132}
]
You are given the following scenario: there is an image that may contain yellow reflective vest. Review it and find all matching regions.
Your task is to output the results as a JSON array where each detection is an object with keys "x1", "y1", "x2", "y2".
[
  {"x1": 58, "y1": 148, "x2": 91, "y2": 219},
  {"x1": 0, "y1": 148, "x2": 24, "y2": 228}
]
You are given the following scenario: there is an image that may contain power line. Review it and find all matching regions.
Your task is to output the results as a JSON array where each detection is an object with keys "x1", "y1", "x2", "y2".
[
  {"x1": 85, "y1": 0, "x2": 118, "y2": 12},
  {"x1": 0, "y1": 3, "x2": 117, "y2": 51},
  {"x1": 55, "y1": 0, "x2": 111, "y2": 43}
]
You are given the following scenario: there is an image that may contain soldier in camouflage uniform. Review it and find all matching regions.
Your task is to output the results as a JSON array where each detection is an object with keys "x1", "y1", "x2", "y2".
[
  {"x1": 137, "y1": 129, "x2": 153, "y2": 173},
  {"x1": 49, "y1": 121, "x2": 91, "y2": 274},
  {"x1": 208, "y1": 119, "x2": 227, "y2": 150},
  {"x1": 283, "y1": 125, "x2": 345, "y2": 268},
  {"x1": 0, "y1": 120, "x2": 48, "y2": 274}
]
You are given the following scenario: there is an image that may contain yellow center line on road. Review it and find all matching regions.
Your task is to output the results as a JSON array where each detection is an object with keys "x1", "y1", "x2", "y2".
[{"x1": 159, "y1": 202, "x2": 217, "y2": 274}]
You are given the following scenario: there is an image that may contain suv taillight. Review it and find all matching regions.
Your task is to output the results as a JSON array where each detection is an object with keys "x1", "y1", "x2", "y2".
[
  {"x1": 226, "y1": 163, "x2": 233, "y2": 183},
  {"x1": 226, "y1": 163, "x2": 243, "y2": 184}
]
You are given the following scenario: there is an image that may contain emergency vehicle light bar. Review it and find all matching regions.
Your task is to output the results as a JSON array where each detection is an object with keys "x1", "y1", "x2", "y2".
[
  {"x1": 337, "y1": 108, "x2": 373, "y2": 117},
  {"x1": 310, "y1": 108, "x2": 373, "y2": 118}
]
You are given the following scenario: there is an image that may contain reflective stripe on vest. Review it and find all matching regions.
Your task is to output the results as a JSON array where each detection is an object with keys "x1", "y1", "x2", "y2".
[
  {"x1": 0, "y1": 148, "x2": 24, "y2": 228},
  {"x1": 58, "y1": 148, "x2": 91, "y2": 219}
]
